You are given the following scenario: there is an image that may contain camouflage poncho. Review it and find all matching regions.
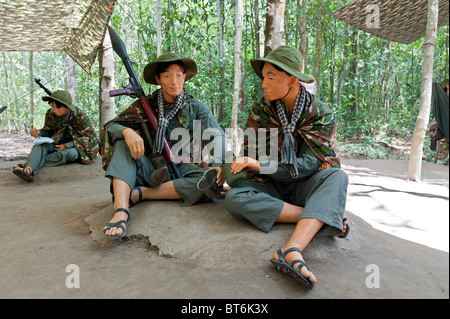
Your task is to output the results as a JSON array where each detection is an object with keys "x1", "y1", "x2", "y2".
[
  {"x1": 100, "y1": 99, "x2": 148, "y2": 170},
  {"x1": 100, "y1": 91, "x2": 224, "y2": 171},
  {"x1": 41, "y1": 106, "x2": 99, "y2": 164},
  {"x1": 245, "y1": 92, "x2": 341, "y2": 171}
]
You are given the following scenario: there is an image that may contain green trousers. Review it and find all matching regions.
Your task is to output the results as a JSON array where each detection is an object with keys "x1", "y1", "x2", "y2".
[
  {"x1": 26, "y1": 143, "x2": 80, "y2": 175},
  {"x1": 105, "y1": 139, "x2": 209, "y2": 206},
  {"x1": 224, "y1": 168, "x2": 348, "y2": 234}
]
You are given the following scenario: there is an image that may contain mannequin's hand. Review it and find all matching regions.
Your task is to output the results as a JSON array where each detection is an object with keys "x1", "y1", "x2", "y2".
[{"x1": 123, "y1": 128, "x2": 145, "y2": 159}]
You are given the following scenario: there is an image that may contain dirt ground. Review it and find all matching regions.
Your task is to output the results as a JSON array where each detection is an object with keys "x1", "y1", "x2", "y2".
[{"x1": 0, "y1": 133, "x2": 448, "y2": 302}]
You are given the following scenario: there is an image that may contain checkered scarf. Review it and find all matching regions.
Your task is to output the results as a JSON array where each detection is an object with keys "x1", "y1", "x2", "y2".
[
  {"x1": 275, "y1": 83, "x2": 310, "y2": 177},
  {"x1": 155, "y1": 88, "x2": 186, "y2": 153}
]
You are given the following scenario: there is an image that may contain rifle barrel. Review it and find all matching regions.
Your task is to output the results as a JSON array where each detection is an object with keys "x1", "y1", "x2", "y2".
[{"x1": 34, "y1": 78, "x2": 52, "y2": 96}]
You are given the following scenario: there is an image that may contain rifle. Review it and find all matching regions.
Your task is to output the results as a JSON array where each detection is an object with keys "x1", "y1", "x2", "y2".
[
  {"x1": 107, "y1": 26, "x2": 182, "y2": 179},
  {"x1": 34, "y1": 78, "x2": 53, "y2": 96}
]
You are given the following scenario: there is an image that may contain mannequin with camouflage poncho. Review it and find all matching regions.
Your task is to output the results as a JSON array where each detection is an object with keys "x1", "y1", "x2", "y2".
[
  {"x1": 101, "y1": 53, "x2": 226, "y2": 239},
  {"x1": 13, "y1": 90, "x2": 99, "y2": 182},
  {"x1": 224, "y1": 46, "x2": 349, "y2": 289}
]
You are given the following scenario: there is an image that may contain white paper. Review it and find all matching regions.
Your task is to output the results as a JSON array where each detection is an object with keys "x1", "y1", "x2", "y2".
[{"x1": 33, "y1": 137, "x2": 54, "y2": 145}]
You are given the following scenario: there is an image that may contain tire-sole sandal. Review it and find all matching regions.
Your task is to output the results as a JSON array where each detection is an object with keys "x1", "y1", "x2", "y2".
[
  {"x1": 337, "y1": 217, "x2": 350, "y2": 239},
  {"x1": 129, "y1": 187, "x2": 143, "y2": 207},
  {"x1": 270, "y1": 247, "x2": 314, "y2": 289},
  {"x1": 103, "y1": 208, "x2": 130, "y2": 240},
  {"x1": 13, "y1": 168, "x2": 34, "y2": 182}
]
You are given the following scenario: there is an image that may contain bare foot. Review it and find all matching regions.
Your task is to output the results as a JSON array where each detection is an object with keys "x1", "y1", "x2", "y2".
[
  {"x1": 103, "y1": 209, "x2": 129, "y2": 237},
  {"x1": 335, "y1": 218, "x2": 349, "y2": 238},
  {"x1": 14, "y1": 162, "x2": 27, "y2": 170}
]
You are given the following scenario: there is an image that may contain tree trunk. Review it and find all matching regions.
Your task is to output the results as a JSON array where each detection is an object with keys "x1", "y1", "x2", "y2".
[
  {"x1": 298, "y1": 0, "x2": 307, "y2": 73},
  {"x1": 232, "y1": 0, "x2": 243, "y2": 144},
  {"x1": 329, "y1": 19, "x2": 337, "y2": 103},
  {"x1": 408, "y1": 0, "x2": 439, "y2": 182},
  {"x1": 313, "y1": 1, "x2": 324, "y2": 97},
  {"x1": 216, "y1": 0, "x2": 225, "y2": 123},
  {"x1": 29, "y1": 52, "x2": 34, "y2": 131},
  {"x1": 99, "y1": 27, "x2": 116, "y2": 129},
  {"x1": 156, "y1": 0, "x2": 162, "y2": 56},
  {"x1": 254, "y1": 0, "x2": 261, "y2": 59},
  {"x1": 337, "y1": 28, "x2": 350, "y2": 108},
  {"x1": 264, "y1": 0, "x2": 285, "y2": 57},
  {"x1": 284, "y1": 0, "x2": 290, "y2": 45},
  {"x1": 349, "y1": 28, "x2": 359, "y2": 115},
  {"x1": 2, "y1": 52, "x2": 12, "y2": 132},
  {"x1": 64, "y1": 54, "x2": 77, "y2": 106}
]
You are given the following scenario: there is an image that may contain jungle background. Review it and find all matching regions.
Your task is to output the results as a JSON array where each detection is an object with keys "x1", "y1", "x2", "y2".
[{"x1": 0, "y1": 0, "x2": 448, "y2": 163}]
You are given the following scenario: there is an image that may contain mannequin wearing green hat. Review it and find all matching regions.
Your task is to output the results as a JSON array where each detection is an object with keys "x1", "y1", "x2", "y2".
[
  {"x1": 101, "y1": 53, "x2": 226, "y2": 239},
  {"x1": 13, "y1": 90, "x2": 99, "y2": 182},
  {"x1": 224, "y1": 46, "x2": 349, "y2": 288}
]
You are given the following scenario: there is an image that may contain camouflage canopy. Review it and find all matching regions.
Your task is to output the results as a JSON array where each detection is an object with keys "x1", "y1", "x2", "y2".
[
  {"x1": 0, "y1": 0, "x2": 116, "y2": 74},
  {"x1": 332, "y1": 0, "x2": 449, "y2": 45}
]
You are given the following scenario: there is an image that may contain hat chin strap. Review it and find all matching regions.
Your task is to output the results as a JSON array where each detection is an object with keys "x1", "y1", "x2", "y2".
[
  {"x1": 161, "y1": 89, "x2": 178, "y2": 103},
  {"x1": 281, "y1": 87, "x2": 291, "y2": 101}
]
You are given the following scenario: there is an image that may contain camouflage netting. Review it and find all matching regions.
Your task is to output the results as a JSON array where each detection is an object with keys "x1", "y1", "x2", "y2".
[
  {"x1": 0, "y1": 0, "x2": 116, "y2": 74},
  {"x1": 332, "y1": 0, "x2": 449, "y2": 45}
]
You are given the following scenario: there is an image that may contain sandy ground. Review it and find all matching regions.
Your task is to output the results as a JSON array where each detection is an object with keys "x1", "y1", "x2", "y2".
[{"x1": 0, "y1": 136, "x2": 448, "y2": 301}]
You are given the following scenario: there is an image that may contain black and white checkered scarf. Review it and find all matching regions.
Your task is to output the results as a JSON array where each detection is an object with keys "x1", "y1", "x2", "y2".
[
  {"x1": 154, "y1": 88, "x2": 186, "y2": 154},
  {"x1": 275, "y1": 83, "x2": 310, "y2": 177}
]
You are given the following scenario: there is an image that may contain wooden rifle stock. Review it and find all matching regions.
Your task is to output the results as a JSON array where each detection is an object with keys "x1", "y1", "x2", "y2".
[{"x1": 138, "y1": 95, "x2": 177, "y2": 165}]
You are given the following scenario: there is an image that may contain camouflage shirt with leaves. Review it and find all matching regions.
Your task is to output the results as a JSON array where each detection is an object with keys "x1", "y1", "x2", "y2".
[
  {"x1": 41, "y1": 106, "x2": 99, "y2": 164},
  {"x1": 245, "y1": 92, "x2": 341, "y2": 178}
]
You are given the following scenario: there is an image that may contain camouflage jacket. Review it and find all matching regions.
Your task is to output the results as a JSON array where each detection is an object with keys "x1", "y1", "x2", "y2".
[
  {"x1": 41, "y1": 106, "x2": 99, "y2": 164},
  {"x1": 245, "y1": 93, "x2": 341, "y2": 173}
]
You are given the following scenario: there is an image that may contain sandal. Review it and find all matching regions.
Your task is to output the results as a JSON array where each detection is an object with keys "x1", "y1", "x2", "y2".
[
  {"x1": 270, "y1": 247, "x2": 314, "y2": 289},
  {"x1": 13, "y1": 167, "x2": 34, "y2": 182},
  {"x1": 103, "y1": 208, "x2": 130, "y2": 239},
  {"x1": 129, "y1": 187, "x2": 143, "y2": 207},
  {"x1": 337, "y1": 217, "x2": 350, "y2": 239}
]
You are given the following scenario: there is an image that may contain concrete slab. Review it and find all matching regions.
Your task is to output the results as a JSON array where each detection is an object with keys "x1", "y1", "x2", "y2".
[{"x1": 0, "y1": 158, "x2": 448, "y2": 299}]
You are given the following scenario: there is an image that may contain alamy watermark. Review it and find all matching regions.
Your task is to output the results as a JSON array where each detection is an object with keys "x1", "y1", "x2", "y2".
[
  {"x1": 170, "y1": 120, "x2": 279, "y2": 174},
  {"x1": 365, "y1": 264, "x2": 380, "y2": 288},
  {"x1": 65, "y1": 264, "x2": 80, "y2": 289},
  {"x1": 65, "y1": 2, "x2": 83, "y2": 29},
  {"x1": 366, "y1": 4, "x2": 380, "y2": 29}
]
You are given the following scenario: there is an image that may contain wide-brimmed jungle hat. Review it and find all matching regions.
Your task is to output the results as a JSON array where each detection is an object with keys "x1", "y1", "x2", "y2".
[
  {"x1": 143, "y1": 52, "x2": 198, "y2": 85},
  {"x1": 250, "y1": 45, "x2": 315, "y2": 83},
  {"x1": 42, "y1": 90, "x2": 75, "y2": 111}
]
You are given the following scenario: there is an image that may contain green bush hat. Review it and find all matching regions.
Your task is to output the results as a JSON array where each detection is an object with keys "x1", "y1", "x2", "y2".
[
  {"x1": 143, "y1": 52, "x2": 198, "y2": 85},
  {"x1": 250, "y1": 45, "x2": 315, "y2": 83},
  {"x1": 42, "y1": 90, "x2": 75, "y2": 111}
]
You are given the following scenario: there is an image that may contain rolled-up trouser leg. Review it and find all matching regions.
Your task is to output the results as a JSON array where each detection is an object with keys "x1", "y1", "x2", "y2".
[
  {"x1": 44, "y1": 148, "x2": 80, "y2": 167},
  {"x1": 287, "y1": 168, "x2": 349, "y2": 236},
  {"x1": 173, "y1": 163, "x2": 209, "y2": 207},
  {"x1": 105, "y1": 140, "x2": 152, "y2": 191},
  {"x1": 25, "y1": 143, "x2": 55, "y2": 175},
  {"x1": 224, "y1": 180, "x2": 284, "y2": 233}
]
